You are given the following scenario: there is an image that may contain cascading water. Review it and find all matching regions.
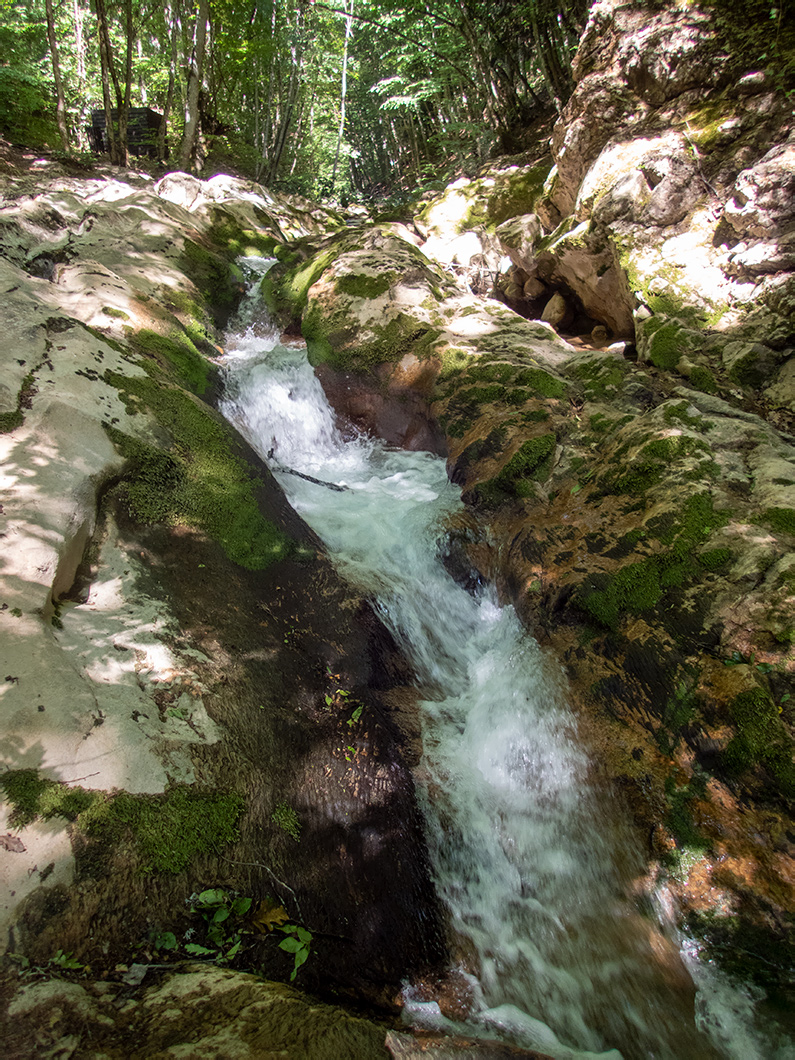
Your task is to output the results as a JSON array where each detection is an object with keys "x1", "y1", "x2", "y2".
[{"x1": 219, "y1": 259, "x2": 790, "y2": 1060}]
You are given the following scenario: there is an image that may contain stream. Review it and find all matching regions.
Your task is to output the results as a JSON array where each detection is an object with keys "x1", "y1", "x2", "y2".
[{"x1": 219, "y1": 259, "x2": 790, "y2": 1060}]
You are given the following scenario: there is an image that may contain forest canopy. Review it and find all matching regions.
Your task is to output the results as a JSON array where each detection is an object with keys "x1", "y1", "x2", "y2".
[{"x1": 0, "y1": 0, "x2": 588, "y2": 196}]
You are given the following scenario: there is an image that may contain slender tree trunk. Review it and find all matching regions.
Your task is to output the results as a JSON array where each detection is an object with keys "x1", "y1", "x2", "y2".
[
  {"x1": 180, "y1": 0, "x2": 209, "y2": 172},
  {"x1": 45, "y1": 0, "x2": 69, "y2": 150},
  {"x1": 330, "y1": 0, "x2": 353, "y2": 192},
  {"x1": 72, "y1": 0, "x2": 90, "y2": 148},
  {"x1": 95, "y1": 0, "x2": 121, "y2": 162},
  {"x1": 116, "y1": 0, "x2": 134, "y2": 166},
  {"x1": 159, "y1": 0, "x2": 179, "y2": 162}
]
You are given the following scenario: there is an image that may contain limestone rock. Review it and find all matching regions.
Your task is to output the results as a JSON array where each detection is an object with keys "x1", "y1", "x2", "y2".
[
  {"x1": 723, "y1": 142, "x2": 795, "y2": 242},
  {"x1": 0, "y1": 172, "x2": 443, "y2": 1002},
  {"x1": 540, "y1": 292, "x2": 569, "y2": 328},
  {"x1": 494, "y1": 214, "x2": 542, "y2": 274},
  {"x1": 2, "y1": 966, "x2": 389, "y2": 1059}
]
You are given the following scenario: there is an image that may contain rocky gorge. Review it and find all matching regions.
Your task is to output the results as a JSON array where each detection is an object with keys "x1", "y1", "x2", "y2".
[{"x1": 1, "y1": 0, "x2": 794, "y2": 1056}]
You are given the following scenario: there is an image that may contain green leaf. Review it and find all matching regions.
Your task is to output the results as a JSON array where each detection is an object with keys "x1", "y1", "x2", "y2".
[
  {"x1": 213, "y1": 906, "x2": 231, "y2": 923},
  {"x1": 231, "y1": 896, "x2": 252, "y2": 916},
  {"x1": 279, "y1": 936, "x2": 303, "y2": 953},
  {"x1": 197, "y1": 888, "x2": 227, "y2": 906},
  {"x1": 185, "y1": 943, "x2": 217, "y2": 956}
]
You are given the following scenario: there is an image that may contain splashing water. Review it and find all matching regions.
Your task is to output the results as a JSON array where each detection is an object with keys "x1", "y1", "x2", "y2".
[{"x1": 219, "y1": 259, "x2": 791, "y2": 1060}]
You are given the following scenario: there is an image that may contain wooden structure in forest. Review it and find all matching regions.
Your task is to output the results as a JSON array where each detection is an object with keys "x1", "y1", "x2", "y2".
[{"x1": 88, "y1": 108, "x2": 165, "y2": 158}]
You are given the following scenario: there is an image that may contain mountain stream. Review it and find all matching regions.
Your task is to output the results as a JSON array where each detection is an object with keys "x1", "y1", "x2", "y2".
[{"x1": 219, "y1": 260, "x2": 789, "y2": 1060}]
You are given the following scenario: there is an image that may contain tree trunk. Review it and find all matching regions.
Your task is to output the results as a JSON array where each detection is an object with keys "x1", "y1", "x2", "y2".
[
  {"x1": 72, "y1": 0, "x2": 90, "y2": 148},
  {"x1": 45, "y1": 0, "x2": 69, "y2": 151},
  {"x1": 95, "y1": 0, "x2": 121, "y2": 163},
  {"x1": 159, "y1": 0, "x2": 180, "y2": 163},
  {"x1": 330, "y1": 0, "x2": 353, "y2": 192},
  {"x1": 116, "y1": 0, "x2": 134, "y2": 166},
  {"x1": 180, "y1": 0, "x2": 210, "y2": 172}
]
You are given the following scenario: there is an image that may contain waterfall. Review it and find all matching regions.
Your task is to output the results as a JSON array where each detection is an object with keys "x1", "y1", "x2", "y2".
[{"x1": 219, "y1": 258, "x2": 790, "y2": 1060}]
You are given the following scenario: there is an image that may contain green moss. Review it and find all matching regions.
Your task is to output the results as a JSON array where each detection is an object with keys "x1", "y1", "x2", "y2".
[
  {"x1": 569, "y1": 357, "x2": 627, "y2": 399},
  {"x1": 85, "y1": 787, "x2": 244, "y2": 873},
  {"x1": 271, "y1": 802, "x2": 301, "y2": 841},
  {"x1": 127, "y1": 328, "x2": 210, "y2": 395},
  {"x1": 762, "y1": 508, "x2": 795, "y2": 537},
  {"x1": 437, "y1": 347, "x2": 473, "y2": 381},
  {"x1": 722, "y1": 689, "x2": 795, "y2": 798},
  {"x1": 458, "y1": 384, "x2": 507, "y2": 405},
  {"x1": 728, "y1": 348, "x2": 768, "y2": 389},
  {"x1": 697, "y1": 547, "x2": 732, "y2": 571},
  {"x1": 647, "y1": 321, "x2": 686, "y2": 370},
  {"x1": 178, "y1": 238, "x2": 242, "y2": 325},
  {"x1": 207, "y1": 207, "x2": 279, "y2": 260},
  {"x1": 469, "y1": 362, "x2": 516, "y2": 384},
  {"x1": 578, "y1": 494, "x2": 729, "y2": 629},
  {"x1": 0, "y1": 770, "x2": 244, "y2": 873},
  {"x1": 481, "y1": 158, "x2": 553, "y2": 230},
  {"x1": 522, "y1": 408, "x2": 550, "y2": 424},
  {"x1": 0, "y1": 408, "x2": 24, "y2": 433},
  {"x1": 688, "y1": 365, "x2": 718, "y2": 393},
  {"x1": 659, "y1": 684, "x2": 700, "y2": 756},
  {"x1": 662, "y1": 401, "x2": 709, "y2": 431},
  {"x1": 306, "y1": 311, "x2": 434, "y2": 373},
  {"x1": 579, "y1": 559, "x2": 663, "y2": 629},
  {"x1": 101, "y1": 306, "x2": 130, "y2": 320},
  {"x1": 0, "y1": 371, "x2": 36, "y2": 434},
  {"x1": 514, "y1": 366, "x2": 566, "y2": 399},
  {"x1": 104, "y1": 373, "x2": 292, "y2": 570},
  {"x1": 266, "y1": 243, "x2": 344, "y2": 328},
  {"x1": 606, "y1": 436, "x2": 713, "y2": 496},
  {"x1": 664, "y1": 769, "x2": 708, "y2": 850},
  {"x1": 472, "y1": 434, "x2": 556, "y2": 508},
  {"x1": 337, "y1": 272, "x2": 393, "y2": 299}
]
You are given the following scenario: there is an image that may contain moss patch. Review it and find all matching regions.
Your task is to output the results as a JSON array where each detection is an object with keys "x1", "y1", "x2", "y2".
[
  {"x1": 471, "y1": 434, "x2": 556, "y2": 508},
  {"x1": 336, "y1": 272, "x2": 393, "y2": 299},
  {"x1": 0, "y1": 371, "x2": 36, "y2": 433},
  {"x1": 722, "y1": 689, "x2": 795, "y2": 798},
  {"x1": 568, "y1": 356, "x2": 628, "y2": 399},
  {"x1": 762, "y1": 508, "x2": 795, "y2": 537},
  {"x1": 127, "y1": 328, "x2": 211, "y2": 395},
  {"x1": 178, "y1": 238, "x2": 243, "y2": 327},
  {"x1": 602, "y1": 436, "x2": 715, "y2": 497},
  {"x1": 577, "y1": 493, "x2": 729, "y2": 630},
  {"x1": 0, "y1": 769, "x2": 244, "y2": 874},
  {"x1": 104, "y1": 372, "x2": 292, "y2": 570}
]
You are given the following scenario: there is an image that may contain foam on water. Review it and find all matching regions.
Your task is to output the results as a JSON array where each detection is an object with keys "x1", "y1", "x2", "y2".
[{"x1": 219, "y1": 259, "x2": 792, "y2": 1060}]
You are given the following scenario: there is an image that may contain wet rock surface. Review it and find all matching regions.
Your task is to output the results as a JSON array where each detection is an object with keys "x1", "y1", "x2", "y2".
[
  {"x1": 262, "y1": 0, "x2": 795, "y2": 1011},
  {"x1": 0, "y1": 165, "x2": 444, "y2": 1014}
]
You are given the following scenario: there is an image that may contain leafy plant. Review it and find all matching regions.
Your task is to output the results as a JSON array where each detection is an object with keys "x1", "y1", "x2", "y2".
[
  {"x1": 324, "y1": 687, "x2": 350, "y2": 708},
  {"x1": 278, "y1": 923, "x2": 313, "y2": 982},
  {"x1": 186, "y1": 887, "x2": 252, "y2": 962},
  {"x1": 50, "y1": 949, "x2": 84, "y2": 971},
  {"x1": 249, "y1": 897, "x2": 313, "y2": 982},
  {"x1": 347, "y1": 704, "x2": 363, "y2": 727},
  {"x1": 153, "y1": 931, "x2": 178, "y2": 951}
]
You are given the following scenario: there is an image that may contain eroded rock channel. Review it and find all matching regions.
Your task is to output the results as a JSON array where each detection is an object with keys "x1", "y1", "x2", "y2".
[{"x1": 1, "y1": 2, "x2": 794, "y2": 1052}]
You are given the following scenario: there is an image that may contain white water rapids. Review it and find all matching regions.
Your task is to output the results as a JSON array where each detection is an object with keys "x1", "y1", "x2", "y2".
[{"x1": 219, "y1": 260, "x2": 791, "y2": 1060}]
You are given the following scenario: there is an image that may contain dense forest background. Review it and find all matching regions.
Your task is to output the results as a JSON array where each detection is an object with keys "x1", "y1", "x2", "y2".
[
  {"x1": 0, "y1": 0, "x2": 604, "y2": 198},
  {"x1": 0, "y1": 0, "x2": 790, "y2": 200}
]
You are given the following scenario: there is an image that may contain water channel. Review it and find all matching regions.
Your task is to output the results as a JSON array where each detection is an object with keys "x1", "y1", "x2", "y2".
[{"x1": 219, "y1": 259, "x2": 789, "y2": 1060}]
